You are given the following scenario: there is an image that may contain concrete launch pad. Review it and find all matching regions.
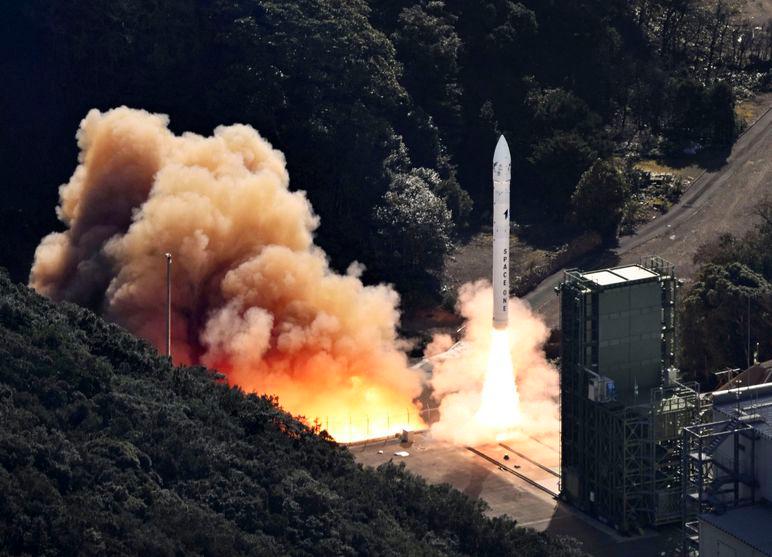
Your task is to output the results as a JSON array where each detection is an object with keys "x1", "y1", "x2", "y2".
[{"x1": 350, "y1": 432, "x2": 681, "y2": 557}]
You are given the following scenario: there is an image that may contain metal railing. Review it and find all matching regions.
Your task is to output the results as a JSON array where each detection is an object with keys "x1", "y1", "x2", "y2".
[{"x1": 316, "y1": 406, "x2": 440, "y2": 446}]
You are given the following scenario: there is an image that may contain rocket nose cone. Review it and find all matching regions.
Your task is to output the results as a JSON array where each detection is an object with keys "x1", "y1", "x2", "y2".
[
  {"x1": 493, "y1": 135, "x2": 511, "y2": 181},
  {"x1": 494, "y1": 135, "x2": 511, "y2": 164}
]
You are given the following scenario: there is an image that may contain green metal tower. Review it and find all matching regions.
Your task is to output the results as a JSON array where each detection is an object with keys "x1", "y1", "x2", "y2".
[{"x1": 558, "y1": 257, "x2": 699, "y2": 533}]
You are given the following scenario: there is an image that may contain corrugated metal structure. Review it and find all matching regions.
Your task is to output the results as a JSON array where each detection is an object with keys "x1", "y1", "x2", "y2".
[
  {"x1": 683, "y1": 383, "x2": 772, "y2": 556},
  {"x1": 559, "y1": 257, "x2": 700, "y2": 533},
  {"x1": 697, "y1": 504, "x2": 772, "y2": 556}
]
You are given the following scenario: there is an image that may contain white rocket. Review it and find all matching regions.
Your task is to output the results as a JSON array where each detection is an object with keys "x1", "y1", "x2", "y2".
[{"x1": 492, "y1": 135, "x2": 511, "y2": 330}]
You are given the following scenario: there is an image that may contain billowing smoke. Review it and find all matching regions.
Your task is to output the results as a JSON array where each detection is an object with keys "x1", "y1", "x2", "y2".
[
  {"x1": 427, "y1": 281, "x2": 559, "y2": 446},
  {"x1": 30, "y1": 107, "x2": 424, "y2": 440}
]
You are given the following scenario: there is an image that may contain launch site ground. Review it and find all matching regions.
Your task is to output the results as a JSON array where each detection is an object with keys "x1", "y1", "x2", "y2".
[{"x1": 352, "y1": 433, "x2": 681, "y2": 557}]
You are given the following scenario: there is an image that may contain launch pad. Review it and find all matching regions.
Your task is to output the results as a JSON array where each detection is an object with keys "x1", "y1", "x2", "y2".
[{"x1": 351, "y1": 432, "x2": 679, "y2": 556}]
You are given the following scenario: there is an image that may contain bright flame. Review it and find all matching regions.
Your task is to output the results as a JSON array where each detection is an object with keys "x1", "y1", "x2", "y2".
[
  {"x1": 428, "y1": 282, "x2": 558, "y2": 447},
  {"x1": 211, "y1": 350, "x2": 426, "y2": 444},
  {"x1": 475, "y1": 328, "x2": 521, "y2": 432},
  {"x1": 28, "y1": 107, "x2": 427, "y2": 446}
]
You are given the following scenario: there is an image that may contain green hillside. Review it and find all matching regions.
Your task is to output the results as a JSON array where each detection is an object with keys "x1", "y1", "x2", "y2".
[{"x1": 0, "y1": 271, "x2": 584, "y2": 556}]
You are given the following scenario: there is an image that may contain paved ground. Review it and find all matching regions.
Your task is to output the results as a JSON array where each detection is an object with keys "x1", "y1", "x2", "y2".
[
  {"x1": 527, "y1": 99, "x2": 772, "y2": 327},
  {"x1": 351, "y1": 433, "x2": 682, "y2": 556}
]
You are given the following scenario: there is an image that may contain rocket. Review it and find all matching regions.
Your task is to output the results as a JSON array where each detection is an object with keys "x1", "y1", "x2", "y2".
[{"x1": 492, "y1": 135, "x2": 511, "y2": 330}]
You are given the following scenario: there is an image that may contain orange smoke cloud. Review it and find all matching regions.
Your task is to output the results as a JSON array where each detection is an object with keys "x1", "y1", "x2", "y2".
[
  {"x1": 30, "y1": 107, "x2": 424, "y2": 441},
  {"x1": 428, "y1": 281, "x2": 559, "y2": 446}
]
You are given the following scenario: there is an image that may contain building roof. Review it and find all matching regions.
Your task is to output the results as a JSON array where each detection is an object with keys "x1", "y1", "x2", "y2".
[
  {"x1": 580, "y1": 265, "x2": 658, "y2": 287},
  {"x1": 712, "y1": 382, "x2": 772, "y2": 439},
  {"x1": 721, "y1": 360, "x2": 772, "y2": 390},
  {"x1": 699, "y1": 505, "x2": 772, "y2": 556}
]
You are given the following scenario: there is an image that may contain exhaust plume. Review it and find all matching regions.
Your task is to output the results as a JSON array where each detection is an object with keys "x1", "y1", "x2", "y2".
[
  {"x1": 30, "y1": 107, "x2": 423, "y2": 441},
  {"x1": 428, "y1": 281, "x2": 559, "y2": 446}
]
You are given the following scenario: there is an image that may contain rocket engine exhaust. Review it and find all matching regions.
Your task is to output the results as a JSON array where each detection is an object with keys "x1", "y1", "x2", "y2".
[
  {"x1": 28, "y1": 107, "x2": 424, "y2": 443},
  {"x1": 492, "y1": 135, "x2": 510, "y2": 330}
]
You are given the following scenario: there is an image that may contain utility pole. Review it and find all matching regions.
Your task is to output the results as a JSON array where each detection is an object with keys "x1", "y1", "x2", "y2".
[
  {"x1": 165, "y1": 253, "x2": 172, "y2": 361},
  {"x1": 747, "y1": 293, "x2": 751, "y2": 369}
]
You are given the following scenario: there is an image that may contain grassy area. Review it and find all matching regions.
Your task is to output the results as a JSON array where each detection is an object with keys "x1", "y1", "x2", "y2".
[
  {"x1": 736, "y1": 96, "x2": 770, "y2": 127},
  {"x1": 634, "y1": 159, "x2": 704, "y2": 183}
]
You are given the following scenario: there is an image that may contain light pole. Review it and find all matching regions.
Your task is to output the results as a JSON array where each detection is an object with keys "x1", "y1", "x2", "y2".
[
  {"x1": 745, "y1": 292, "x2": 751, "y2": 369},
  {"x1": 165, "y1": 253, "x2": 172, "y2": 360}
]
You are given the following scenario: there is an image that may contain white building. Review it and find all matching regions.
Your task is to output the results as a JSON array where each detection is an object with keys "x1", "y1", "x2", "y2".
[{"x1": 693, "y1": 383, "x2": 772, "y2": 557}]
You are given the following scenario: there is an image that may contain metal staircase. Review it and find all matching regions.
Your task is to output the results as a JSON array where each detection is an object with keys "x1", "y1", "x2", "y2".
[{"x1": 681, "y1": 418, "x2": 757, "y2": 555}]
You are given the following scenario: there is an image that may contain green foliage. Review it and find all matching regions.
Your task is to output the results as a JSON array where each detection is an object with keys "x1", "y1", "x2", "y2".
[
  {"x1": 529, "y1": 133, "x2": 597, "y2": 218},
  {"x1": 664, "y1": 78, "x2": 739, "y2": 148},
  {"x1": 528, "y1": 88, "x2": 602, "y2": 137},
  {"x1": 390, "y1": 3, "x2": 463, "y2": 150},
  {"x1": 0, "y1": 271, "x2": 586, "y2": 556},
  {"x1": 569, "y1": 160, "x2": 629, "y2": 239},
  {"x1": 0, "y1": 0, "x2": 746, "y2": 297},
  {"x1": 680, "y1": 263, "x2": 772, "y2": 382},
  {"x1": 682, "y1": 198, "x2": 772, "y2": 381},
  {"x1": 706, "y1": 81, "x2": 739, "y2": 146},
  {"x1": 373, "y1": 169, "x2": 454, "y2": 294}
]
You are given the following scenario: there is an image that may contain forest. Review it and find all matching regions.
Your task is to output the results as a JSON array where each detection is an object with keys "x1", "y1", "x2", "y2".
[
  {"x1": 680, "y1": 197, "x2": 772, "y2": 385},
  {"x1": 0, "y1": 271, "x2": 585, "y2": 556},
  {"x1": 2, "y1": 0, "x2": 769, "y2": 303}
]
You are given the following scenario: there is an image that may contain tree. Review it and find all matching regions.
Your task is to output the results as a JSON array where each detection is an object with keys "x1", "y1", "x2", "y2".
[
  {"x1": 373, "y1": 169, "x2": 454, "y2": 293},
  {"x1": 706, "y1": 80, "x2": 738, "y2": 146},
  {"x1": 391, "y1": 3, "x2": 463, "y2": 150},
  {"x1": 569, "y1": 159, "x2": 628, "y2": 238},
  {"x1": 664, "y1": 77, "x2": 708, "y2": 145},
  {"x1": 528, "y1": 88, "x2": 602, "y2": 137},
  {"x1": 663, "y1": 77, "x2": 738, "y2": 147},
  {"x1": 529, "y1": 132, "x2": 597, "y2": 219},
  {"x1": 680, "y1": 263, "x2": 772, "y2": 382}
]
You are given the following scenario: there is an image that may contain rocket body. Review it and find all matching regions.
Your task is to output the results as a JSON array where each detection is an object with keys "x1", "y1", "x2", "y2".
[{"x1": 492, "y1": 136, "x2": 511, "y2": 330}]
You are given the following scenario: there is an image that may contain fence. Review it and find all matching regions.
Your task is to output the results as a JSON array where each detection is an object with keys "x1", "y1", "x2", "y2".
[{"x1": 319, "y1": 406, "x2": 440, "y2": 445}]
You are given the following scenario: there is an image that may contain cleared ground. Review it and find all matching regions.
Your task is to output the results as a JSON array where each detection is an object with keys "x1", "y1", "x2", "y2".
[
  {"x1": 443, "y1": 230, "x2": 554, "y2": 298},
  {"x1": 741, "y1": 0, "x2": 772, "y2": 22},
  {"x1": 351, "y1": 433, "x2": 681, "y2": 557}
]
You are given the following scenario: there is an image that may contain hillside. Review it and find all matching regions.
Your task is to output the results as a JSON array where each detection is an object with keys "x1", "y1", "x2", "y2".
[
  {"x1": 3, "y1": 0, "x2": 769, "y2": 307},
  {"x1": 0, "y1": 270, "x2": 585, "y2": 557}
]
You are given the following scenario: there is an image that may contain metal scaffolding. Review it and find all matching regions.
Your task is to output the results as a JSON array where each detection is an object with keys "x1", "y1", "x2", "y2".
[
  {"x1": 651, "y1": 382, "x2": 700, "y2": 525},
  {"x1": 559, "y1": 259, "x2": 698, "y2": 533},
  {"x1": 681, "y1": 417, "x2": 758, "y2": 555}
]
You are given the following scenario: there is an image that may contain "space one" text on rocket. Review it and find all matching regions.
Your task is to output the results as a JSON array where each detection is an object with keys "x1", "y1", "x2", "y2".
[{"x1": 492, "y1": 135, "x2": 511, "y2": 329}]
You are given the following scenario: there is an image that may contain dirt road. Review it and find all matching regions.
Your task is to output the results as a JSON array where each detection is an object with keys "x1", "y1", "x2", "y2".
[
  {"x1": 742, "y1": 0, "x2": 772, "y2": 23},
  {"x1": 526, "y1": 100, "x2": 772, "y2": 328}
]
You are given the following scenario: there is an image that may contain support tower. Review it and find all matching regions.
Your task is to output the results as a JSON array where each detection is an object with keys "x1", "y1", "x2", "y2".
[{"x1": 558, "y1": 257, "x2": 699, "y2": 533}]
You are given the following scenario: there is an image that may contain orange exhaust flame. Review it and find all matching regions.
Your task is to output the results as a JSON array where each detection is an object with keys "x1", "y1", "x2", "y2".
[{"x1": 28, "y1": 107, "x2": 425, "y2": 442}]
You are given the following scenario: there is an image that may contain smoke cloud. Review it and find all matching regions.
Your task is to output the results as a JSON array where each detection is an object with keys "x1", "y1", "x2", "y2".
[
  {"x1": 30, "y1": 107, "x2": 423, "y2": 438},
  {"x1": 428, "y1": 281, "x2": 559, "y2": 446}
]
